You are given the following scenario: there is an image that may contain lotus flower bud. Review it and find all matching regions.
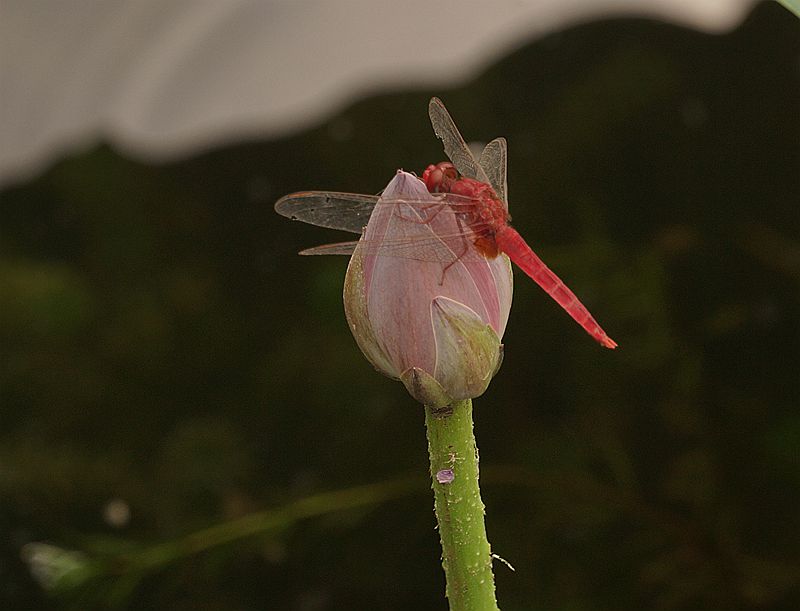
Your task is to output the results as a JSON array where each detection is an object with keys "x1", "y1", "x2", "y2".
[{"x1": 343, "y1": 171, "x2": 513, "y2": 407}]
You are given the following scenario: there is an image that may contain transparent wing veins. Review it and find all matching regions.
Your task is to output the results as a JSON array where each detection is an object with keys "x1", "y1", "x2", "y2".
[
  {"x1": 274, "y1": 191, "x2": 379, "y2": 234},
  {"x1": 300, "y1": 220, "x2": 496, "y2": 262},
  {"x1": 479, "y1": 137, "x2": 508, "y2": 208},
  {"x1": 274, "y1": 190, "x2": 480, "y2": 233},
  {"x1": 299, "y1": 241, "x2": 359, "y2": 256},
  {"x1": 428, "y1": 98, "x2": 492, "y2": 186}
]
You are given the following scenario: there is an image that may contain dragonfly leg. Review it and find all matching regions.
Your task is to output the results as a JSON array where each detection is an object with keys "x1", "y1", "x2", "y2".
[
  {"x1": 392, "y1": 201, "x2": 451, "y2": 226},
  {"x1": 437, "y1": 214, "x2": 473, "y2": 285}
]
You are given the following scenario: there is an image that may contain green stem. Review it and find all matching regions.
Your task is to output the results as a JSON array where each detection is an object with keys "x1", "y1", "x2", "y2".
[{"x1": 425, "y1": 399, "x2": 499, "y2": 611}]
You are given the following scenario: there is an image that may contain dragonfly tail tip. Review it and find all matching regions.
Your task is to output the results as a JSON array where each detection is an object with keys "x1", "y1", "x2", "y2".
[{"x1": 600, "y1": 336, "x2": 618, "y2": 349}]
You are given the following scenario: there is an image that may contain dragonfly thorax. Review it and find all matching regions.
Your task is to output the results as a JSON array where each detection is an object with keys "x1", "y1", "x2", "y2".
[{"x1": 422, "y1": 162, "x2": 509, "y2": 233}]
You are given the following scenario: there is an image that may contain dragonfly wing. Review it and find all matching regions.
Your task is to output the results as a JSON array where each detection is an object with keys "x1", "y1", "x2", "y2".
[
  {"x1": 300, "y1": 233, "x2": 489, "y2": 262},
  {"x1": 300, "y1": 192, "x2": 493, "y2": 263},
  {"x1": 428, "y1": 98, "x2": 492, "y2": 186},
  {"x1": 274, "y1": 191, "x2": 379, "y2": 234},
  {"x1": 299, "y1": 241, "x2": 359, "y2": 256},
  {"x1": 479, "y1": 137, "x2": 508, "y2": 209}
]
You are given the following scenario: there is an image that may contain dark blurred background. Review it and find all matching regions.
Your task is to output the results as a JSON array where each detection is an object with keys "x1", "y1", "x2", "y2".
[{"x1": 1, "y1": 2, "x2": 799, "y2": 610}]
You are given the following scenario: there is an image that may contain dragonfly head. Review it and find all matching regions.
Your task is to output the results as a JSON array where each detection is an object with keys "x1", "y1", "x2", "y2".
[{"x1": 421, "y1": 161, "x2": 458, "y2": 193}]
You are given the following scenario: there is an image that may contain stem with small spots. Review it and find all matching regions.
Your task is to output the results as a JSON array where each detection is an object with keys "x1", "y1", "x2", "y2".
[{"x1": 425, "y1": 399, "x2": 500, "y2": 611}]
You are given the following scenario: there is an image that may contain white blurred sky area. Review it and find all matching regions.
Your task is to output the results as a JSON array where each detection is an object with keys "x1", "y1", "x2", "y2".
[{"x1": 0, "y1": 0, "x2": 757, "y2": 186}]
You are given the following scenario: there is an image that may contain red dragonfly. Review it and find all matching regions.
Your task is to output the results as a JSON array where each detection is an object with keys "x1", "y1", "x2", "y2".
[{"x1": 275, "y1": 98, "x2": 617, "y2": 349}]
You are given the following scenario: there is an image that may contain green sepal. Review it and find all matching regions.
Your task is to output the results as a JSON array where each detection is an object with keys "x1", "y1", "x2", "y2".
[
  {"x1": 430, "y1": 296, "x2": 502, "y2": 402},
  {"x1": 400, "y1": 367, "x2": 453, "y2": 408}
]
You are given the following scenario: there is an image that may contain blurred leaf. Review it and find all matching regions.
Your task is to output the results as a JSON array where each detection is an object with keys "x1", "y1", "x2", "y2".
[{"x1": 775, "y1": 0, "x2": 800, "y2": 18}]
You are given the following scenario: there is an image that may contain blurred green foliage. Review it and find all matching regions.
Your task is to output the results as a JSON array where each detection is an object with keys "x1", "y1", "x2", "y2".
[{"x1": 1, "y1": 3, "x2": 799, "y2": 610}]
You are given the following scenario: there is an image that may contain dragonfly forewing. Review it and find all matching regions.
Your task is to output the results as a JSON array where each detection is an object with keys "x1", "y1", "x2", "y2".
[
  {"x1": 274, "y1": 191, "x2": 379, "y2": 234},
  {"x1": 429, "y1": 98, "x2": 493, "y2": 187},
  {"x1": 276, "y1": 190, "x2": 479, "y2": 230}
]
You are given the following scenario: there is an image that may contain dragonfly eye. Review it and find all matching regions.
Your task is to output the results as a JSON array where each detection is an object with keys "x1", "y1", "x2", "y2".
[{"x1": 422, "y1": 161, "x2": 458, "y2": 193}]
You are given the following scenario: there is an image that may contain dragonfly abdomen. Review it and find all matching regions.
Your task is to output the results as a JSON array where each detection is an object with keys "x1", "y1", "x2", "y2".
[{"x1": 495, "y1": 226, "x2": 617, "y2": 349}]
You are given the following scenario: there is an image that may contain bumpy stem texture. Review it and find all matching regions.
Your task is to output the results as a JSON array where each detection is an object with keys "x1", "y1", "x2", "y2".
[{"x1": 425, "y1": 399, "x2": 499, "y2": 610}]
